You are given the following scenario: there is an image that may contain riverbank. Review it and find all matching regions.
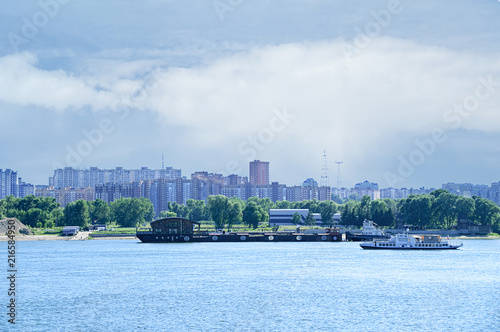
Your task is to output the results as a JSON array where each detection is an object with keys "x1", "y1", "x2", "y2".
[
  {"x1": 0, "y1": 235, "x2": 69, "y2": 241},
  {"x1": 0, "y1": 234, "x2": 138, "y2": 241},
  {"x1": 452, "y1": 235, "x2": 500, "y2": 240}
]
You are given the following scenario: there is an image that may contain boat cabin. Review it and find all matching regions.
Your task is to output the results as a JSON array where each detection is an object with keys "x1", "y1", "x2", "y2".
[
  {"x1": 150, "y1": 217, "x2": 200, "y2": 235},
  {"x1": 63, "y1": 226, "x2": 80, "y2": 236}
]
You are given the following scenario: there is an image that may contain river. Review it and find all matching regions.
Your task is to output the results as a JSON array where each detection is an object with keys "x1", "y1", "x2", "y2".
[{"x1": 2, "y1": 239, "x2": 499, "y2": 331}]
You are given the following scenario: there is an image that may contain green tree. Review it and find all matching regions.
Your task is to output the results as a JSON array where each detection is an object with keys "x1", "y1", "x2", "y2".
[
  {"x1": 298, "y1": 200, "x2": 320, "y2": 213},
  {"x1": 331, "y1": 194, "x2": 343, "y2": 204},
  {"x1": 64, "y1": 200, "x2": 91, "y2": 228},
  {"x1": 36, "y1": 221, "x2": 43, "y2": 229},
  {"x1": 52, "y1": 208, "x2": 64, "y2": 226},
  {"x1": 381, "y1": 207, "x2": 395, "y2": 227},
  {"x1": 275, "y1": 201, "x2": 292, "y2": 209},
  {"x1": 167, "y1": 202, "x2": 188, "y2": 218},
  {"x1": 347, "y1": 193, "x2": 361, "y2": 202},
  {"x1": 432, "y1": 193, "x2": 458, "y2": 229},
  {"x1": 242, "y1": 201, "x2": 266, "y2": 229},
  {"x1": 291, "y1": 212, "x2": 302, "y2": 225},
  {"x1": 23, "y1": 208, "x2": 46, "y2": 227},
  {"x1": 430, "y1": 189, "x2": 449, "y2": 198},
  {"x1": 358, "y1": 196, "x2": 371, "y2": 221},
  {"x1": 341, "y1": 200, "x2": 360, "y2": 226},
  {"x1": 89, "y1": 199, "x2": 111, "y2": 224},
  {"x1": 304, "y1": 210, "x2": 316, "y2": 225},
  {"x1": 225, "y1": 201, "x2": 242, "y2": 231},
  {"x1": 370, "y1": 200, "x2": 388, "y2": 225},
  {"x1": 455, "y1": 196, "x2": 475, "y2": 220},
  {"x1": 110, "y1": 198, "x2": 154, "y2": 227},
  {"x1": 0, "y1": 199, "x2": 7, "y2": 219},
  {"x1": 472, "y1": 196, "x2": 500, "y2": 227},
  {"x1": 415, "y1": 195, "x2": 434, "y2": 228},
  {"x1": 187, "y1": 200, "x2": 210, "y2": 222},
  {"x1": 3, "y1": 196, "x2": 61, "y2": 226},
  {"x1": 45, "y1": 220, "x2": 54, "y2": 229},
  {"x1": 319, "y1": 201, "x2": 337, "y2": 226},
  {"x1": 207, "y1": 195, "x2": 230, "y2": 230}
]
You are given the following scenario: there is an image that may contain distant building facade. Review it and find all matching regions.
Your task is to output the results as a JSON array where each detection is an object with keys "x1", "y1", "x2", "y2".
[
  {"x1": 0, "y1": 169, "x2": 18, "y2": 199},
  {"x1": 249, "y1": 160, "x2": 269, "y2": 185},
  {"x1": 269, "y1": 209, "x2": 322, "y2": 226},
  {"x1": 35, "y1": 186, "x2": 96, "y2": 207},
  {"x1": 50, "y1": 166, "x2": 182, "y2": 189}
]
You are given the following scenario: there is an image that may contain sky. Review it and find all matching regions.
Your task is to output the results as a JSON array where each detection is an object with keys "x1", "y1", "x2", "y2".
[{"x1": 1, "y1": 0, "x2": 500, "y2": 189}]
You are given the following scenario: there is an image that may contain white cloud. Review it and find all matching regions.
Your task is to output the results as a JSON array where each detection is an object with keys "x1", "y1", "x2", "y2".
[{"x1": 2, "y1": 37, "x2": 500, "y2": 187}]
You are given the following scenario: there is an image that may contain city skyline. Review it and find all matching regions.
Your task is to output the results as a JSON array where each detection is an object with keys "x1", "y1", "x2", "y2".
[
  {"x1": 3, "y1": 162, "x2": 500, "y2": 192},
  {"x1": 3, "y1": 163, "x2": 500, "y2": 216},
  {"x1": 1, "y1": 1, "x2": 500, "y2": 191}
]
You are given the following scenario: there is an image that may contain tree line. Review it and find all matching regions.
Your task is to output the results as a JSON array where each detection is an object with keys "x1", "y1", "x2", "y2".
[
  {"x1": 0, "y1": 196, "x2": 153, "y2": 229},
  {"x1": 1, "y1": 189, "x2": 499, "y2": 232},
  {"x1": 341, "y1": 189, "x2": 500, "y2": 232}
]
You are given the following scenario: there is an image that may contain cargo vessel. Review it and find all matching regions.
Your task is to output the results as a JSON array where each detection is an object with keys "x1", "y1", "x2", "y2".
[{"x1": 136, "y1": 217, "x2": 342, "y2": 243}]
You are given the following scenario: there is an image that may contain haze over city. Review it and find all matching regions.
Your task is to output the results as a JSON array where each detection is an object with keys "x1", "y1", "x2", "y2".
[{"x1": 1, "y1": 1, "x2": 500, "y2": 188}]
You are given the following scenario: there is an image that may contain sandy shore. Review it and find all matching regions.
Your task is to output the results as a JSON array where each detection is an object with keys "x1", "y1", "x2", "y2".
[
  {"x1": 90, "y1": 236, "x2": 137, "y2": 240},
  {"x1": 0, "y1": 235, "x2": 138, "y2": 241},
  {"x1": 0, "y1": 235, "x2": 69, "y2": 241}
]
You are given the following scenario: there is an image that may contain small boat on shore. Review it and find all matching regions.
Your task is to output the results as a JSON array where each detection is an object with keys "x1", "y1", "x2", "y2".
[
  {"x1": 360, "y1": 232, "x2": 463, "y2": 250},
  {"x1": 346, "y1": 220, "x2": 390, "y2": 242}
]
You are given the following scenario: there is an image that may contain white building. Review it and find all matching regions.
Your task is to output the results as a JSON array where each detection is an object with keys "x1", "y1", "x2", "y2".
[{"x1": 269, "y1": 209, "x2": 322, "y2": 226}]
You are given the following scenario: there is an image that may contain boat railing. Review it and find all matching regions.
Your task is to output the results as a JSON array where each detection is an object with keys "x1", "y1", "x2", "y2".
[
  {"x1": 193, "y1": 230, "x2": 210, "y2": 236},
  {"x1": 136, "y1": 228, "x2": 154, "y2": 234}
]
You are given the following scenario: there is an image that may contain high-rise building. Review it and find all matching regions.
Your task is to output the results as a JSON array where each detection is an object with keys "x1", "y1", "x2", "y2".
[
  {"x1": 249, "y1": 160, "x2": 269, "y2": 185},
  {"x1": 490, "y1": 181, "x2": 500, "y2": 205},
  {"x1": 0, "y1": 169, "x2": 18, "y2": 199},
  {"x1": 18, "y1": 178, "x2": 35, "y2": 198},
  {"x1": 50, "y1": 166, "x2": 182, "y2": 189}
]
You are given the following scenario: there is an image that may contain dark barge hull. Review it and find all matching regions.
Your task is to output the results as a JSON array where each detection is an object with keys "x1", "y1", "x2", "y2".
[
  {"x1": 136, "y1": 232, "x2": 342, "y2": 243},
  {"x1": 346, "y1": 233, "x2": 390, "y2": 242}
]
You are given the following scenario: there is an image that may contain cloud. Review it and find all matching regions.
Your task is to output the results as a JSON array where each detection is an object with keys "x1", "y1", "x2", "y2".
[{"x1": 1, "y1": 37, "x2": 500, "y2": 187}]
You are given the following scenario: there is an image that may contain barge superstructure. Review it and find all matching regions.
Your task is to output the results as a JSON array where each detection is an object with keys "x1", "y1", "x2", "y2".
[{"x1": 136, "y1": 217, "x2": 342, "y2": 243}]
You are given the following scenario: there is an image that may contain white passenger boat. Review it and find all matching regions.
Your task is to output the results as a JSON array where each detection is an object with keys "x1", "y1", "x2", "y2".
[
  {"x1": 347, "y1": 220, "x2": 390, "y2": 242},
  {"x1": 360, "y1": 232, "x2": 463, "y2": 250}
]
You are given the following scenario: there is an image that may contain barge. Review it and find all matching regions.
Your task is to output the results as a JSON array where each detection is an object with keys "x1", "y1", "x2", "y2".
[{"x1": 136, "y1": 217, "x2": 342, "y2": 243}]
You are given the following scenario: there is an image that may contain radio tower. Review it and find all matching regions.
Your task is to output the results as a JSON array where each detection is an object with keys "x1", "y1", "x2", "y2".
[
  {"x1": 162, "y1": 153, "x2": 165, "y2": 169},
  {"x1": 320, "y1": 150, "x2": 329, "y2": 187},
  {"x1": 335, "y1": 161, "x2": 343, "y2": 189}
]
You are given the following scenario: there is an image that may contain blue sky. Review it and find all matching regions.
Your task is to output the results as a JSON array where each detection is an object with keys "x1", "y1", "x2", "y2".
[{"x1": 1, "y1": 0, "x2": 500, "y2": 189}]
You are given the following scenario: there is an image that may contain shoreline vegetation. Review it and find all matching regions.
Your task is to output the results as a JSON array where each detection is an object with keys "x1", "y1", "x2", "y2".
[{"x1": 2, "y1": 190, "x2": 499, "y2": 241}]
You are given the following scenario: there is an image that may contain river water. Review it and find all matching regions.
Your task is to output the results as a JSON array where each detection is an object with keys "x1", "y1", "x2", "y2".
[{"x1": 1, "y1": 239, "x2": 499, "y2": 331}]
